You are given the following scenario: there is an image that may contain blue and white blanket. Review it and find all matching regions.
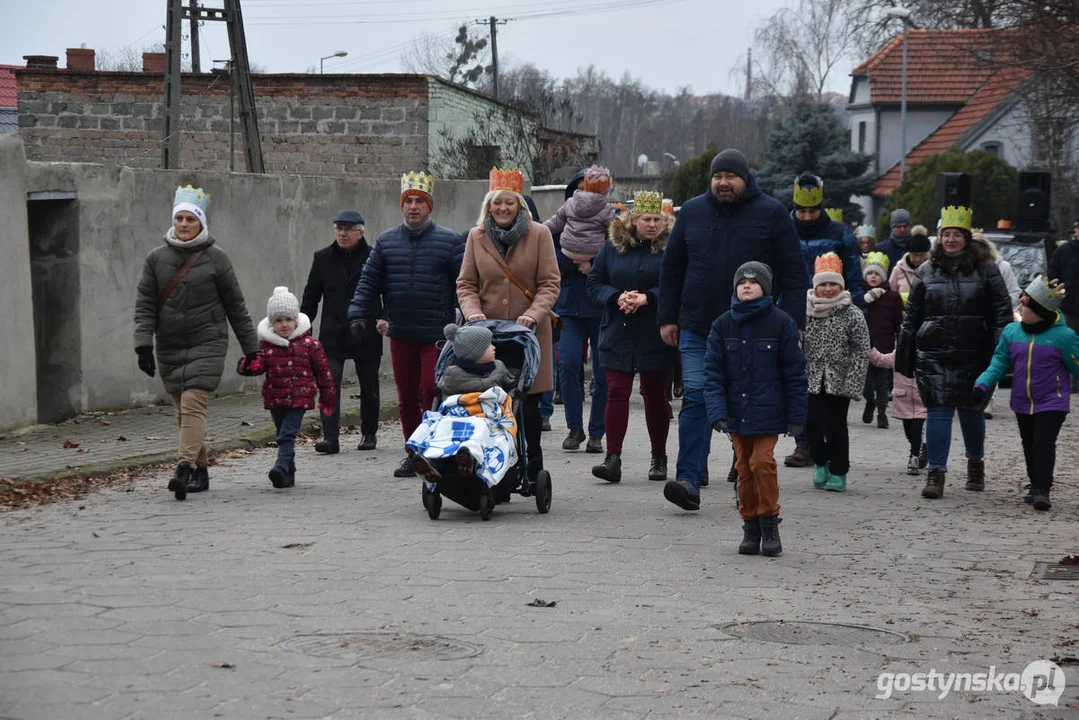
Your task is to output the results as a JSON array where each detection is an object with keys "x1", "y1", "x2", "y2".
[{"x1": 406, "y1": 386, "x2": 519, "y2": 487}]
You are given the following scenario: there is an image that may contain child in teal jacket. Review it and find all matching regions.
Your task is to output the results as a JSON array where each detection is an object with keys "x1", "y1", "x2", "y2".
[{"x1": 974, "y1": 277, "x2": 1079, "y2": 511}]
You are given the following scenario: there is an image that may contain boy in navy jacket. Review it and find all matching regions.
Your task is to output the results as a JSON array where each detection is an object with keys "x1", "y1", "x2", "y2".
[{"x1": 703, "y1": 262, "x2": 808, "y2": 556}]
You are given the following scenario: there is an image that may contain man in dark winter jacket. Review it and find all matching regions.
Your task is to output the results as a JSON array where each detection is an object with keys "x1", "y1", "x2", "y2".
[
  {"x1": 784, "y1": 173, "x2": 864, "y2": 467},
  {"x1": 348, "y1": 173, "x2": 466, "y2": 477},
  {"x1": 875, "y1": 208, "x2": 913, "y2": 271},
  {"x1": 301, "y1": 209, "x2": 383, "y2": 455},
  {"x1": 1048, "y1": 225, "x2": 1079, "y2": 334},
  {"x1": 657, "y1": 148, "x2": 810, "y2": 511}
]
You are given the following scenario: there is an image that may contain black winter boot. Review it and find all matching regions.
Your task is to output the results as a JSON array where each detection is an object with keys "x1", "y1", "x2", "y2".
[
  {"x1": 964, "y1": 458, "x2": 985, "y2": 491},
  {"x1": 877, "y1": 409, "x2": 889, "y2": 429},
  {"x1": 592, "y1": 454, "x2": 621, "y2": 483},
  {"x1": 314, "y1": 439, "x2": 339, "y2": 454},
  {"x1": 188, "y1": 465, "x2": 209, "y2": 493},
  {"x1": 922, "y1": 469, "x2": 946, "y2": 499},
  {"x1": 647, "y1": 454, "x2": 667, "y2": 482},
  {"x1": 759, "y1": 515, "x2": 783, "y2": 556},
  {"x1": 862, "y1": 400, "x2": 875, "y2": 424},
  {"x1": 738, "y1": 518, "x2": 761, "y2": 555},
  {"x1": 168, "y1": 462, "x2": 192, "y2": 501}
]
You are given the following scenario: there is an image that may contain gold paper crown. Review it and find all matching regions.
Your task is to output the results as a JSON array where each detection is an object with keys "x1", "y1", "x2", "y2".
[
  {"x1": 825, "y1": 208, "x2": 844, "y2": 222},
  {"x1": 940, "y1": 205, "x2": 973, "y2": 232},
  {"x1": 400, "y1": 171, "x2": 434, "y2": 197},
  {"x1": 489, "y1": 167, "x2": 524, "y2": 194},
  {"x1": 793, "y1": 176, "x2": 824, "y2": 207},
  {"x1": 634, "y1": 191, "x2": 663, "y2": 215},
  {"x1": 865, "y1": 250, "x2": 890, "y2": 272}
]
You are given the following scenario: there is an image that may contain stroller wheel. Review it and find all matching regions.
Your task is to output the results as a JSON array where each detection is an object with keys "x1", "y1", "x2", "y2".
[
  {"x1": 535, "y1": 470, "x2": 552, "y2": 514},
  {"x1": 422, "y1": 485, "x2": 441, "y2": 520},
  {"x1": 478, "y1": 491, "x2": 493, "y2": 521}
]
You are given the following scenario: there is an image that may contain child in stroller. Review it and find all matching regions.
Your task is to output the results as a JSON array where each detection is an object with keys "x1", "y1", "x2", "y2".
[{"x1": 407, "y1": 320, "x2": 552, "y2": 520}]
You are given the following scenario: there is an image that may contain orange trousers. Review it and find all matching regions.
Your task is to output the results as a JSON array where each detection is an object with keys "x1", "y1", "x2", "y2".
[{"x1": 730, "y1": 434, "x2": 780, "y2": 521}]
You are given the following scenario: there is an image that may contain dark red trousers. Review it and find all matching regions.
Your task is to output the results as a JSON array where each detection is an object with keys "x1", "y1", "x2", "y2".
[
  {"x1": 604, "y1": 368, "x2": 670, "y2": 456},
  {"x1": 390, "y1": 337, "x2": 440, "y2": 443}
]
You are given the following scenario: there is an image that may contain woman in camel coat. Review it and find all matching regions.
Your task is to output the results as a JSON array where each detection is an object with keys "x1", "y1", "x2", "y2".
[{"x1": 458, "y1": 173, "x2": 561, "y2": 481}]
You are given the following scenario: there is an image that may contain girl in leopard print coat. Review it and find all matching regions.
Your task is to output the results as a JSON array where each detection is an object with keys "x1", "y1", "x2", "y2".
[{"x1": 802, "y1": 253, "x2": 871, "y2": 491}]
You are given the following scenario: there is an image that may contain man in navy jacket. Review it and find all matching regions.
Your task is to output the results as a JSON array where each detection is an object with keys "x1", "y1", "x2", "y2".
[
  {"x1": 349, "y1": 173, "x2": 465, "y2": 477},
  {"x1": 658, "y1": 149, "x2": 809, "y2": 510}
]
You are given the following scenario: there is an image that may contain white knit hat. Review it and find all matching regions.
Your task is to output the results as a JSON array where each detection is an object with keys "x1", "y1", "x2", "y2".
[{"x1": 266, "y1": 286, "x2": 300, "y2": 321}]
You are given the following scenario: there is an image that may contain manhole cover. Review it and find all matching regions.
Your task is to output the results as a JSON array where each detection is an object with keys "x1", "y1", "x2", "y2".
[
  {"x1": 720, "y1": 621, "x2": 910, "y2": 646},
  {"x1": 278, "y1": 632, "x2": 483, "y2": 661},
  {"x1": 1034, "y1": 563, "x2": 1079, "y2": 581}
]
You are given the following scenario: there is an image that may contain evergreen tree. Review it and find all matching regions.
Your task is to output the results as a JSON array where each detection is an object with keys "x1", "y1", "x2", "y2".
[
  {"x1": 756, "y1": 102, "x2": 874, "y2": 223},
  {"x1": 881, "y1": 148, "x2": 1019, "y2": 237},
  {"x1": 665, "y1": 143, "x2": 719, "y2": 205}
]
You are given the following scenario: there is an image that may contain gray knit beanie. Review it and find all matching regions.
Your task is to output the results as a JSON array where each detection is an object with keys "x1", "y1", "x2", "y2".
[
  {"x1": 733, "y1": 261, "x2": 774, "y2": 297},
  {"x1": 890, "y1": 208, "x2": 912, "y2": 230},
  {"x1": 444, "y1": 323, "x2": 493, "y2": 363},
  {"x1": 266, "y1": 286, "x2": 300, "y2": 321},
  {"x1": 709, "y1": 149, "x2": 750, "y2": 184}
]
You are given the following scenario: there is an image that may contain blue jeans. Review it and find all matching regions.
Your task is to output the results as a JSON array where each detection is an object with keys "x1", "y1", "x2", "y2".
[
  {"x1": 676, "y1": 329, "x2": 710, "y2": 487},
  {"x1": 925, "y1": 404, "x2": 984, "y2": 472},
  {"x1": 558, "y1": 316, "x2": 607, "y2": 437},
  {"x1": 539, "y1": 389, "x2": 554, "y2": 420},
  {"x1": 271, "y1": 408, "x2": 306, "y2": 473}
]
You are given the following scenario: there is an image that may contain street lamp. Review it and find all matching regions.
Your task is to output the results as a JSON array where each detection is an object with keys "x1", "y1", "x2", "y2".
[
  {"x1": 886, "y1": 6, "x2": 913, "y2": 182},
  {"x1": 663, "y1": 152, "x2": 680, "y2": 167},
  {"x1": 320, "y1": 50, "x2": 348, "y2": 74}
]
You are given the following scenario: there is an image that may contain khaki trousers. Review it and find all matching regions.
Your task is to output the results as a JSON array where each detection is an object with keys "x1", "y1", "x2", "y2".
[
  {"x1": 730, "y1": 434, "x2": 780, "y2": 521},
  {"x1": 170, "y1": 389, "x2": 210, "y2": 467}
]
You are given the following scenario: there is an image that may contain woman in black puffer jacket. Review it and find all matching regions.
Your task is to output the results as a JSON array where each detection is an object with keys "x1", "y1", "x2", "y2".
[{"x1": 896, "y1": 209, "x2": 1012, "y2": 500}]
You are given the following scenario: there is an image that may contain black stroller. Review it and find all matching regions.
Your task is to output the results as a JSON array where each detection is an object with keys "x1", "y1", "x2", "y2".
[{"x1": 416, "y1": 320, "x2": 552, "y2": 521}]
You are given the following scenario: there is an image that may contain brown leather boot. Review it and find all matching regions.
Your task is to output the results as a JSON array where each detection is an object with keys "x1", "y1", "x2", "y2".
[
  {"x1": 964, "y1": 458, "x2": 985, "y2": 491},
  {"x1": 783, "y1": 444, "x2": 812, "y2": 468},
  {"x1": 922, "y1": 469, "x2": 946, "y2": 499}
]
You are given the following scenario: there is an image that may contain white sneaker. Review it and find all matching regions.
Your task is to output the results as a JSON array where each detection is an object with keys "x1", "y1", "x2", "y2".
[{"x1": 906, "y1": 455, "x2": 921, "y2": 475}]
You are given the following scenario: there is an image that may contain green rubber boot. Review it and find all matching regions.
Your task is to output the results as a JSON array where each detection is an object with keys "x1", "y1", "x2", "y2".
[
  {"x1": 824, "y1": 474, "x2": 847, "y2": 492},
  {"x1": 813, "y1": 464, "x2": 829, "y2": 488}
]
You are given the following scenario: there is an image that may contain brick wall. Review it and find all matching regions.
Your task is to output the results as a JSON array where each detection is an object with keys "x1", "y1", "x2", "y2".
[{"x1": 16, "y1": 70, "x2": 430, "y2": 176}]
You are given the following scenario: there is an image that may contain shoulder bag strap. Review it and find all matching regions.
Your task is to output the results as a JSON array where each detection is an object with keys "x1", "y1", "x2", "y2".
[
  {"x1": 159, "y1": 250, "x2": 205, "y2": 311},
  {"x1": 498, "y1": 262, "x2": 535, "y2": 302}
]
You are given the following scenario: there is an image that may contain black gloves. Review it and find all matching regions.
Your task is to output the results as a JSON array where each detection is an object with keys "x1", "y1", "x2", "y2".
[
  {"x1": 136, "y1": 346, "x2": 156, "y2": 377},
  {"x1": 350, "y1": 319, "x2": 368, "y2": 337},
  {"x1": 711, "y1": 420, "x2": 728, "y2": 434},
  {"x1": 971, "y1": 386, "x2": 987, "y2": 406},
  {"x1": 787, "y1": 424, "x2": 804, "y2": 437}
]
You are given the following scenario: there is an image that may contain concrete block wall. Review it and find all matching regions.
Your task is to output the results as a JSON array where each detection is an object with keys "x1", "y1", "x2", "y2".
[
  {"x1": 0, "y1": 137, "x2": 38, "y2": 430},
  {"x1": 16, "y1": 157, "x2": 488, "y2": 419},
  {"x1": 16, "y1": 71, "x2": 430, "y2": 177}
]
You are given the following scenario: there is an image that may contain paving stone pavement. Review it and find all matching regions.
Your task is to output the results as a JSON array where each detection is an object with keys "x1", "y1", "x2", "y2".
[
  {"x1": 0, "y1": 378, "x2": 401, "y2": 482},
  {"x1": 1, "y1": 398, "x2": 1078, "y2": 719}
]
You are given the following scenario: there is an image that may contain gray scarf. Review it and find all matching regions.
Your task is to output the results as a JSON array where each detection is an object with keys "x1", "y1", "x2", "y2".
[
  {"x1": 405, "y1": 218, "x2": 432, "y2": 238},
  {"x1": 485, "y1": 209, "x2": 531, "y2": 257}
]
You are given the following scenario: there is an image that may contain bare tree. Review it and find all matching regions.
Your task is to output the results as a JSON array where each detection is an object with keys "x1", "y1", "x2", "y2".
[
  {"x1": 400, "y1": 31, "x2": 455, "y2": 77},
  {"x1": 752, "y1": 0, "x2": 859, "y2": 100}
]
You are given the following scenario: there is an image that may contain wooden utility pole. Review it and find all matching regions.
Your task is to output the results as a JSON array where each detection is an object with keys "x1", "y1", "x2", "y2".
[
  {"x1": 189, "y1": 0, "x2": 201, "y2": 73},
  {"x1": 162, "y1": 0, "x2": 264, "y2": 172},
  {"x1": 489, "y1": 16, "x2": 499, "y2": 100}
]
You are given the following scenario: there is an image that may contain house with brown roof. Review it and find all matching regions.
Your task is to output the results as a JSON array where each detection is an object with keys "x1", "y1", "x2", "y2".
[
  {"x1": 847, "y1": 29, "x2": 1033, "y2": 220},
  {"x1": 0, "y1": 65, "x2": 20, "y2": 133}
]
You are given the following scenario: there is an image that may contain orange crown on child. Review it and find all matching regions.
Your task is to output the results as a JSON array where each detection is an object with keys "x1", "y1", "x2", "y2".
[
  {"x1": 814, "y1": 252, "x2": 844, "y2": 276},
  {"x1": 489, "y1": 167, "x2": 524, "y2": 194}
]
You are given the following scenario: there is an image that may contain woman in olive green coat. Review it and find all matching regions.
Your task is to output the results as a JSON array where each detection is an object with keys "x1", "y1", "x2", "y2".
[{"x1": 134, "y1": 185, "x2": 258, "y2": 500}]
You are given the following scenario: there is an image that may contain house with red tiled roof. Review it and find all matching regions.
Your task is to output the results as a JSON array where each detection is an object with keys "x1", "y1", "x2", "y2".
[
  {"x1": 0, "y1": 65, "x2": 21, "y2": 133},
  {"x1": 847, "y1": 29, "x2": 1034, "y2": 220}
]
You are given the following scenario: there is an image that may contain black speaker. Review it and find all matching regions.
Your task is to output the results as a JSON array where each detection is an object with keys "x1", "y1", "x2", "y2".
[
  {"x1": 937, "y1": 172, "x2": 972, "y2": 210},
  {"x1": 1016, "y1": 171, "x2": 1051, "y2": 232}
]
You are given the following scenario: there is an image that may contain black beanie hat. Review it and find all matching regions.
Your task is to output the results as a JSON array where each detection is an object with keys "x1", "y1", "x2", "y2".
[
  {"x1": 1026, "y1": 294, "x2": 1057, "y2": 322},
  {"x1": 908, "y1": 234, "x2": 931, "y2": 253},
  {"x1": 709, "y1": 149, "x2": 750, "y2": 184}
]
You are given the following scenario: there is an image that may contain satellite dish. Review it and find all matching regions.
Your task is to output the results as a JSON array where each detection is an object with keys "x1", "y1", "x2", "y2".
[{"x1": 637, "y1": 154, "x2": 649, "y2": 168}]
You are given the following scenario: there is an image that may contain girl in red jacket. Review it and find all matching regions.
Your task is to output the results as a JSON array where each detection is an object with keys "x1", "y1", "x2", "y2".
[{"x1": 240, "y1": 287, "x2": 336, "y2": 488}]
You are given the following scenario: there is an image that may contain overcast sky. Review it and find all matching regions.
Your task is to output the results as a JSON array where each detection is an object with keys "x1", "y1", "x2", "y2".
[{"x1": 3, "y1": 0, "x2": 856, "y2": 97}]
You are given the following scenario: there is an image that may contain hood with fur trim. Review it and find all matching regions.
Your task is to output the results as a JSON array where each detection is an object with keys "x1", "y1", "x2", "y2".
[
  {"x1": 257, "y1": 312, "x2": 313, "y2": 346},
  {"x1": 607, "y1": 211, "x2": 674, "y2": 254}
]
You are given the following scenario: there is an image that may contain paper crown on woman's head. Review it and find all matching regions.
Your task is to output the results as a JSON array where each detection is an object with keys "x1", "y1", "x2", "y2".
[
  {"x1": 489, "y1": 167, "x2": 524, "y2": 194},
  {"x1": 793, "y1": 173, "x2": 824, "y2": 208},
  {"x1": 855, "y1": 224, "x2": 876, "y2": 238},
  {"x1": 939, "y1": 205, "x2": 973, "y2": 232},
  {"x1": 825, "y1": 208, "x2": 844, "y2": 222},
  {"x1": 174, "y1": 185, "x2": 210, "y2": 212},
  {"x1": 633, "y1": 191, "x2": 662, "y2": 215}
]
